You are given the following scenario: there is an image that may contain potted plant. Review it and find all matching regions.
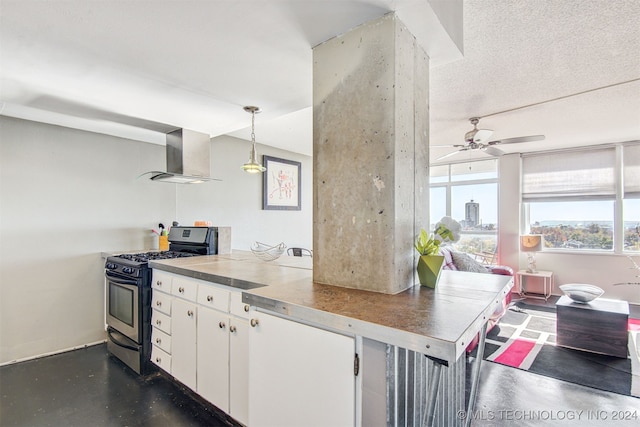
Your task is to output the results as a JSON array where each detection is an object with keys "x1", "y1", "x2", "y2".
[{"x1": 415, "y1": 216, "x2": 461, "y2": 288}]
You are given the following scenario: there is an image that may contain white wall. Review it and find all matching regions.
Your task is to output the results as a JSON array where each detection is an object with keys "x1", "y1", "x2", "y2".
[
  {"x1": 498, "y1": 153, "x2": 639, "y2": 304},
  {"x1": 0, "y1": 117, "x2": 312, "y2": 364},
  {"x1": 177, "y1": 135, "x2": 313, "y2": 250}
]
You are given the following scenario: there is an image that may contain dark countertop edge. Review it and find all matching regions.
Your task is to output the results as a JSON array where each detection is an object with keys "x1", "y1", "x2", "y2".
[{"x1": 149, "y1": 261, "x2": 267, "y2": 291}]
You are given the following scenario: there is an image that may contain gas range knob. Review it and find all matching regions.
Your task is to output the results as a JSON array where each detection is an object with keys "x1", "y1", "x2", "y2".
[
  {"x1": 105, "y1": 263, "x2": 117, "y2": 270},
  {"x1": 122, "y1": 267, "x2": 134, "y2": 274}
]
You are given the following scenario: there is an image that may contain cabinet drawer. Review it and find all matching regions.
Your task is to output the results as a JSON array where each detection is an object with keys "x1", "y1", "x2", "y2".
[
  {"x1": 172, "y1": 276, "x2": 198, "y2": 301},
  {"x1": 230, "y1": 291, "x2": 251, "y2": 319},
  {"x1": 152, "y1": 327, "x2": 172, "y2": 354},
  {"x1": 197, "y1": 284, "x2": 230, "y2": 312},
  {"x1": 152, "y1": 310, "x2": 172, "y2": 335},
  {"x1": 152, "y1": 291, "x2": 172, "y2": 315},
  {"x1": 151, "y1": 345, "x2": 171, "y2": 373},
  {"x1": 152, "y1": 270, "x2": 173, "y2": 293}
]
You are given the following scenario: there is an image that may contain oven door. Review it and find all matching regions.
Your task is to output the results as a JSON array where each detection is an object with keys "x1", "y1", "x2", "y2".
[{"x1": 106, "y1": 272, "x2": 139, "y2": 343}]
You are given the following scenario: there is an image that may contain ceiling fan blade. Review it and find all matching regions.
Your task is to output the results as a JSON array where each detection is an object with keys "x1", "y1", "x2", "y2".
[
  {"x1": 435, "y1": 149, "x2": 464, "y2": 161},
  {"x1": 473, "y1": 129, "x2": 493, "y2": 143},
  {"x1": 487, "y1": 135, "x2": 545, "y2": 145},
  {"x1": 432, "y1": 144, "x2": 467, "y2": 148},
  {"x1": 483, "y1": 146, "x2": 505, "y2": 157}
]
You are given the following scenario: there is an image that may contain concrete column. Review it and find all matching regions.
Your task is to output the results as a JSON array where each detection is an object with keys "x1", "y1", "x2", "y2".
[{"x1": 313, "y1": 13, "x2": 429, "y2": 294}]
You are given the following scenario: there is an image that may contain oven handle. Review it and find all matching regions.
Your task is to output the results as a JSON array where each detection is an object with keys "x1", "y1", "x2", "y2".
[
  {"x1": 107, "y1": 327, "x2": 139, "y2": 352},
  {"x1": 105, "y1": 272, "x2": 139, "y2": 286}
]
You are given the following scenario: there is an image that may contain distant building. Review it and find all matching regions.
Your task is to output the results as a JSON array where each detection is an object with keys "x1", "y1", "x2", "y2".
[{"x1": 465, "y1": 199, "x2": 479, "y2": 227}]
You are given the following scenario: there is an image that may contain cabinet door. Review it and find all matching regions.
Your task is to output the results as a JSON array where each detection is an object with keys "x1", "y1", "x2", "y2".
[
  {"x1": 229, "y1": 291, "x2": 251, "y2": 319},
  {"x1": 151, "y1": 345, "x2": 171, "y2": 373},
  {"x1": 151, "y1": 310, "x2": 171, "y2": 335},
  {"x1": 197, "y1": 307, "x2": 230, "y2": 411},
  {"x1": 229, "y1": 317, "x2": 249, "y2": 426},
  {"x1": 151, "y1": 327, "x2": 171, "y2": 354},
  {"x1": 172, "y1": 276, "x2": 198, "y2": 301},
  {"x1": 152, "y1": 271, "x2": 173, "y2": 293},
  {"x1": 172, "y1": 298, "x2": 197, "y2": 390},
  {"x1": 249, "y1": 312, "x2": 355, "y2": 427},
  {"x1": 152, "y1": 291, "x2": 172, "y2": 315}
]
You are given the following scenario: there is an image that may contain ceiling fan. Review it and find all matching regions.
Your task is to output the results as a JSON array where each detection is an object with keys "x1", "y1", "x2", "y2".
[{"x1": 434, "y1": 117, "x2": 545, "y2": 161}]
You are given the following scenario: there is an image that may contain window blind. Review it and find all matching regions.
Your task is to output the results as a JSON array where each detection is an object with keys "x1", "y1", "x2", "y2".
[
  {"x1": 522, "y1": 147, "x2": 616, "y2": 202},
  {"x1": 623, "y1": 143, "x2": 640, "y2": 198}
]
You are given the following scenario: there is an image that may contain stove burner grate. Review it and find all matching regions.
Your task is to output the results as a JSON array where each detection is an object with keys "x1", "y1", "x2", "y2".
[{"x1": 116, "y1": 251, "x2": 198, "y2": 264}]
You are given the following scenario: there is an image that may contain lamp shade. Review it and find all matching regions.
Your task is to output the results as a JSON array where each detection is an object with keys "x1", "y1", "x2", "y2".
[{"x1": 520, "y1": 235, "x2": 542, "y2": 252}]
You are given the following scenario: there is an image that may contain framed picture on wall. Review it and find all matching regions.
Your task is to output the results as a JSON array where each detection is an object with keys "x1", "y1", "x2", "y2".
[{"x1": 262, "y1": 155, "x2": 301, "y2": 210}]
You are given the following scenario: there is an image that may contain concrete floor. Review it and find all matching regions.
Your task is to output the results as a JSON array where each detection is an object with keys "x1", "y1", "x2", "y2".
[
  {"x1": 0, "y1": 344, "x2": 232, "y2": 427},
  {"x1": 1, "y1": 296, "x2": 638, "y2": 426}
]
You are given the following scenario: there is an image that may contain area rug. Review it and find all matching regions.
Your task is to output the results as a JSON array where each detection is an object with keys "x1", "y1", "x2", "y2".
[{"x1": 479, "y1": 302, "x2": 640, "y2": 398}]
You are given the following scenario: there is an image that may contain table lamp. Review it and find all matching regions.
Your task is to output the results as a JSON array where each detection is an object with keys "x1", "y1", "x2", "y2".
[{"x1": 521, "y1": 235, "x2": 542, "y2": 273}]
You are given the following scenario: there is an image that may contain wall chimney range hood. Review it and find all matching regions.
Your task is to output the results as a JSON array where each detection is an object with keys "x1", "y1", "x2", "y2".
[{"x1": 147, "y1": 128, "x2": 219, "y2": 184}]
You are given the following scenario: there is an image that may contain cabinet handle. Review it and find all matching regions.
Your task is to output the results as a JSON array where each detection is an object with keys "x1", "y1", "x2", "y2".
[
  {"x1": 156, "y1": 320, "x2": 162, "y2": 326},
  {"x1": 156, "y1": 338, "x2": 161, "y2": 344},
  {"x1": 179, "y1": 287, "x2": 185, "y2": 293},
  {"x1": 187, "y1": 310, "x2": 194, "y2": 317},
  {"x1": 250, "y1": 318, "x2": 259, "y2": 327},
  {"x1": 156, "y1": 280, "x2": 162, "y2": 287},
  {"x1": 156, "y1": 301, "x2": 162, "y2": 306},
  {"x1": 229, "y1": 325, "x2": 237, "y2": 333},
  {"x1": 219, "y1": 321, "x2": 226, "y2": 329},
  {"x1": 207, "y1": 295, "x2": 213, "y2": 302},
  {"x1": 244, "y1": 304, "x2": 250, "y2": 312},
  {"x1": 156, "y1": 357, "x2": 161, "y2": 363}
]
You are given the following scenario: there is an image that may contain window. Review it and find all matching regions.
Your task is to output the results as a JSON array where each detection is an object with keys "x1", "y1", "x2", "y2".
[
  {"x1": 522, "y1": 143, "x2": 639, "y2": 253},
  {"x1": 623, "y1": 144, "x2": 640, "y2": 251},
  {"x1": 429, "y1": 159, "x2": 498, "y2": 260}
]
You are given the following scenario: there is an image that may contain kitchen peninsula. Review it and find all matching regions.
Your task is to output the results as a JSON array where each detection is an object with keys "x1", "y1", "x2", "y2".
[{"x1": 149, "y1": 251, "x2": 512, "y2": 427}]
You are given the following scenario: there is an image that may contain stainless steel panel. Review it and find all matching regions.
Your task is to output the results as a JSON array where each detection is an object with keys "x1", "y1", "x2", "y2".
[{"x1": 387, "y1": 344, "x2": 465, "y2": 427}]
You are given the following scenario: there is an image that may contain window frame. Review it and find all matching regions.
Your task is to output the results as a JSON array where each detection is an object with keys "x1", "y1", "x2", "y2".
[
  {"x1": 429, "y1": 159, "x2": 499, "y2": 252},
  {"x1": 521, "y1": 143, "x2": 639, "y2": 254}
]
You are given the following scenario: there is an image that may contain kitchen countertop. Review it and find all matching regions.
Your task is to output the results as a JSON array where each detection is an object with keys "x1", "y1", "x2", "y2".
[{"x1": 150, "y1": 251, "x2": 513, "y2": 362}]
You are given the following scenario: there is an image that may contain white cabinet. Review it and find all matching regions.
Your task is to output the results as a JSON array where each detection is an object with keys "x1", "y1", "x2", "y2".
[
  {"x1": 150, "y1": 270, "x2": 249, "y2": 425},
  {"x1": 228, "y1": 316, "x2": 249, "y2": 424},
  {"x1": 171, "y1": 298, "x2": 197, "y2": 391},
  {"x1": 197, "y1": 290, "x2": 249, "y2": 426},
  {"x1": 151, "y1": 271, "x2": 173, "y2": 374},
  {"x1": 249, "y1": 311, "x2": 356, "y2": 427},
  {"x1": 151, "y1": 270, "x2": 356, "y2": 427},
  {"x1": 151, "y1": 270, "x2": 198, "y2": 391},
  {"x1": 197, "y1": 307, "x2": 229, "y2": 410}
]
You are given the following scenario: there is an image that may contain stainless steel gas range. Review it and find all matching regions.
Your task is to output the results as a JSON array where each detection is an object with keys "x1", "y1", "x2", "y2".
[{"x1": 104, "y1": 226, "x2": 223, "y2": 375}]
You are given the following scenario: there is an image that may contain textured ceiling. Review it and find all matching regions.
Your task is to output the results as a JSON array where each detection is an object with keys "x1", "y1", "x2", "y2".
[
  {"x1": 1, "y1": 0, "x2": 639, "y2": 160},
  {"x1": 429, "y1": 0, "x2": 640, "y2": 162}
]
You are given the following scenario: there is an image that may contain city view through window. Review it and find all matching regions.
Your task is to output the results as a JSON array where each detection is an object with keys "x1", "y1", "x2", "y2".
[
  {"x1": 529, "y1": 200, "x2": 640, "y2": 252},
  {"x1": 430, "y1": 156, "x2": 640, "y2": 261},
  {"x1": 430, "y1": 161, "x2": 498, "y2": 264}
]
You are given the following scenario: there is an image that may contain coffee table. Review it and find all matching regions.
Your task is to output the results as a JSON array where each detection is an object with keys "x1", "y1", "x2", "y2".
[{"x1": 556, "y1": 295, "x2": 629, "y2": 358}]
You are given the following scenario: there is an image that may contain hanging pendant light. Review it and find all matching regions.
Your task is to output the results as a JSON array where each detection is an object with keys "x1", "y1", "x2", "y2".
[{"x1": 242, "y1": 106, "x2": 266, "y2": 173}]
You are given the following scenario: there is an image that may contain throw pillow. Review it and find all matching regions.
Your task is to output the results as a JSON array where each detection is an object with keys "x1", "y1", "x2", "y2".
[{"x1": 450, "y1": 251, "x2": 489, "y2": 273}]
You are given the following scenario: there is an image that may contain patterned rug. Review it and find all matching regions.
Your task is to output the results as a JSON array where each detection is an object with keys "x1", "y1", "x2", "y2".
[{"x1": 479, "y1": 302, "x2": 640, "y2": 398}]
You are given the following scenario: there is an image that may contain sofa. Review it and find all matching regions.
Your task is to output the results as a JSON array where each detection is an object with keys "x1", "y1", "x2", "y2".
[{"x1": 439, "y1": 246, "x2": 514, "y2": 352}]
